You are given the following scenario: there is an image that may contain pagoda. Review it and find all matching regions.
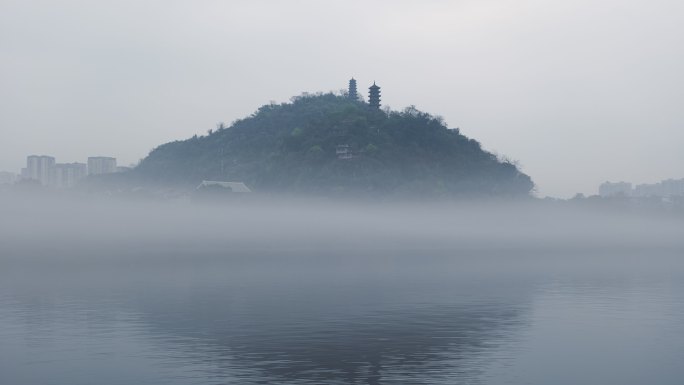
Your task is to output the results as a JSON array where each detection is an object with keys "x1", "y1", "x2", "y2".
[
  {"x1": 368, "y1": 82, "x2": 381, "y2": 109},
  {"x1": 348, "y1": 78, "x2": 358, "y2": 100}
]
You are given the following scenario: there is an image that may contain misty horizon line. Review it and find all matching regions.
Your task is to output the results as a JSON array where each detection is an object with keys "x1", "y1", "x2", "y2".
[{"x1": 1, "y1": 85, "x2": 682, "y2": 199}]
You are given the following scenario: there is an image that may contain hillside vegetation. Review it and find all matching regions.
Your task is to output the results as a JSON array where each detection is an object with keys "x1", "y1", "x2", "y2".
[{"x1": 132, "y1": 93, "x2": 534, "y2": 197}]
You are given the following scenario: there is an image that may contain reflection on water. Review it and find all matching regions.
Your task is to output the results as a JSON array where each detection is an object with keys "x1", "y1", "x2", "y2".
[
  {"x1": 1, "y1": 253, "x2": 534, "y2": 385},
  {"x1": 2, "y1": 251, "x2": 684, "y2": 385},
  {"x1": 2, "y1": 199, "x2": 684, "y2": 384}
]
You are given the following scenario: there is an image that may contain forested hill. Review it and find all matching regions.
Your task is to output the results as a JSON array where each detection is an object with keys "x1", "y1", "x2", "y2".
[{"x1": 131, "y1": 93, "x2": 534, "y2": 197}]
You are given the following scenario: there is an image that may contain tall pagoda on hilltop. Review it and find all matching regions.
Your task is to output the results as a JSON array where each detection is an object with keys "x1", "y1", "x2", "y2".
[
  {"x1": 348, "y1": 78, "x2": 358, "y2": 100},
  {"x1": 368, "y1": 82, "x2": 381, "y2": 109}
]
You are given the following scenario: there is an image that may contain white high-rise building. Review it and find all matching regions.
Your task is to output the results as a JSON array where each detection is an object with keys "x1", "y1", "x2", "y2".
[
  {"x1": 26, "y1": 155, "x2": 55, "y2": 186},
  {"x1": 52, "y1": 163, "x2": 87, "y2": 188},
  {"x1": 87, "y1": 157, "x2": 117, "y2": 175}
]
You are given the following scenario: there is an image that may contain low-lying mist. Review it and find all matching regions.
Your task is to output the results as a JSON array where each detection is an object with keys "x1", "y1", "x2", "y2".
[
  {"x1": 2, "y1": 194, "x2": 684, "y2": 385},
  {"x1": 2, "y1": 194, "x2": 682, "y2": 261}
]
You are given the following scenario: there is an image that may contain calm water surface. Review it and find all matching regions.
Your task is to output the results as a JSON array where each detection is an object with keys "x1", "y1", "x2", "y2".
[
  {"x1": 2, "y1": 200, "x2": 684, "y2": 384},
  {"x1": 2, "y1": 250, "x2": 684, "y2": 385}
]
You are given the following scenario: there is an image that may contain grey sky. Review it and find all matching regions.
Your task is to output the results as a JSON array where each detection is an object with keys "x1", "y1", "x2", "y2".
[{"x1": 1, "y1": 0, "x2": 682, "y2": 197}]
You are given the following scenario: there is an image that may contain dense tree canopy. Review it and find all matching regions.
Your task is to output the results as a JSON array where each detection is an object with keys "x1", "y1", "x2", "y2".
[{"x1": 132, "y1": 93, "x2": 534, "y2": 197}]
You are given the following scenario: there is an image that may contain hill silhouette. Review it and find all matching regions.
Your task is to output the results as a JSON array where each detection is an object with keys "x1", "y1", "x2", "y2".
[{"x1": 129, "y1": 92, "x2": 534, "y2": 197}]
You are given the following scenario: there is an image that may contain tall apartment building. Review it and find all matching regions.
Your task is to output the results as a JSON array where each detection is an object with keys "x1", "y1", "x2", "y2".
[
  {"x1": 87, "y1": 157, "x2": 117, "y2": 175},
  {"x1": 26, "y1": 155, "x2": 56, "y2": 186},
  {"x1": 52, "y1": 163, "x2": 87, "y2": 188}
]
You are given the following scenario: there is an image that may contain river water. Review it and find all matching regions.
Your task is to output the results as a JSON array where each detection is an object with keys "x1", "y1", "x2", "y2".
[{"x1": 1, "y1": 199, "x2": 683, "y2": 384}]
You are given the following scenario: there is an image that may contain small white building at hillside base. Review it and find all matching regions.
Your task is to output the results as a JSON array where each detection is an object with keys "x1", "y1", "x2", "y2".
[{"x1": 196, "y1": 181, "x2": 252, "y2": 193}]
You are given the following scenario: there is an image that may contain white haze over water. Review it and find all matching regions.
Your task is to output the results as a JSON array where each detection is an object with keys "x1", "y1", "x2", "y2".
[
  {"x1": 2, "y1": 0, "x2": 684, "y2": 197},
  {"x1": 1, "y1": 197, "x2": 684, "y2": 384},
  {"x1": 2, "y1": 196, "x2": 683, "y2": 257}
]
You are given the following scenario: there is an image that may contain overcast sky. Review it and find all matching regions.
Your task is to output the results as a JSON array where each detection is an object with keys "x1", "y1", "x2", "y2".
[{"x1": 1, "y1": 0, "x2": 682, "y2": 197}]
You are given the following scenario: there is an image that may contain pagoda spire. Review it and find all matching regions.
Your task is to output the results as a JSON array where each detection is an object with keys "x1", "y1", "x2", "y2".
[
  {"x1": 348, "y1": 78, "x2": 358, "y2": 100},
  {"x1": 368, "y1": 82, "x2": 381, "y2": 109}
]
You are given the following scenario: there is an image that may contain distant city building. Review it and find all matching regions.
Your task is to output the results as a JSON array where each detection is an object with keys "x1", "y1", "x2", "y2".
[
  {"x1": 661, "y1": 178, "x2": 684, "y2": 197},
  {"x1": 116, "y1": 166, "x2": 133, "y2": 173},
  {"x1": 600, "y1": 178, "x2": 684, "y2": 198},
  {"x1": 633, "y1": 183, "x2": 663, "y2": 198},
  {"x1": 52, "y1": 163, "x2": 87, "y2": 188},
  {"x1": 368, "y1": 82, "x2": 381, "y2": 109},
  {"x1": 348, "y1": 78, "x2": 358, "y2": 100},
  {"x1": 598, "y1": 181, "x2": 632, "y2": 197},
  {"x1": 633, "y1": 178, "x2": 684, "y2": 198},
  {"x1": 87, "y1": 157, "x2": 117, "y2": 175},
  {"x1": 0, "y1": 171, "x2": 16, "y2": 185},
  {"x1": 26, "y1": 155, "x2": 56, "y2": 186}
]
